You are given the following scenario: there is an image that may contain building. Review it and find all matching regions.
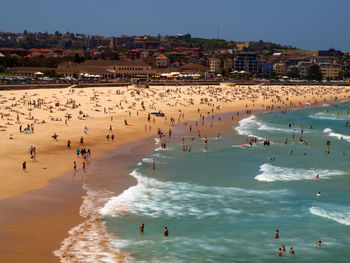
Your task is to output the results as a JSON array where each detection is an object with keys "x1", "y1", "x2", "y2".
[
  {"x1": 319, "y1": 63, "x2": 341, "y2": 79},
  {"x1": 224, "y1": 58, "x2": 233, "y2": 71},
  {"x1": 209, "y1": 57, "x2": 221, "y2": 73},
  {"x1": 109, "y1": 37, "x2": 117, "y2": 49},
  {"x1": 8, "y1": 67, "x2": 56, "y2": 77},
  {"x1": 9, "y1": 60, "x2": 154, "y2": 79},
  {"x1": 235, "y1": 42, "x2": 250, "y2": 51},
  {"x1": 273, "y1": 63, "x2": 287, "y2": 76},
  {"x1": 234, "y1": 52, "x2": 259, "y2": 74},
  {"x1": 260, "y1": 62, "x2": 273, "y2": 75},
  {"x1": 155, "y1": 54, "x2": 169, "y2": 67},
  {"x1": 318, "y1": 48, "x2": 343, "y2": 57},
  {"x1": 296, "y1": 61, "x2": 310, "y2": 77},
  {"x1": 140, "y1": 50, "x2": 149, "y2": 59}
]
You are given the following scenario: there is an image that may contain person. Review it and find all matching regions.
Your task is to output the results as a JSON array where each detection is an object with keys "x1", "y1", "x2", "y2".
[
  {"x1": 317, "y1": 192, "x2": 321, "y2": 197},
  {"x1": 275, "y1": 229, "x2": 279, "y2": 239},
  {"x1": 315, "y1": 174, "x2": 320, "y2": 179},
  {"x1": 76, "y1": 147, "x2": 80, "y2": 157},
  {"x1": 22, "y1": 161, "x2": 26, "y2": 172},
  {"x1": 282, "y1": 245, "x2": 286, "y2": 252},
  {"x1": 164, "y1": 227, "x2": 168, "y2": 237},
  {"x1": 318, "y1": 240, "x2": 325, "y2": 247},
  {"x1": 139, "y1": 223, "x2": 144, "y2": 234},
  {"x1": 73, "y1": 161, "x2": 77, "y2": 172},
  {"x1": 153, "y1": 161, "x2": 155, "y2": 170},
  {"x1": 82, "y1": 161, "x2": 86, "y2": 173},
  {"x1": 289, "y1": 246, "x2": 295, "y2": 255},
  {"x1": 67, "y1": 140, "x2": 71, "y2": 149},
  {"x1": 52, "y1": 133, "x2": 58, "y2": 142},
  {"x1": 278, "y1": 248, "x2": 282, "y2": 257}
]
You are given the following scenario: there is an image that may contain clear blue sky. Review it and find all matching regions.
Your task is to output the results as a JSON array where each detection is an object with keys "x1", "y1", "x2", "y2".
[{"x1": 1, "y1": 0, "x2": 349, "y2": 51}]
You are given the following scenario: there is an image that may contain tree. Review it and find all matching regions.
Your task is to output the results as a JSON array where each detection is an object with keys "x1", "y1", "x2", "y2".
[
  {"x1": 306, "y1": 64, "x2": 323, "y2": 80},
  {"x1": 287, "y1": 68, "x2": 299, "y2": 79}
]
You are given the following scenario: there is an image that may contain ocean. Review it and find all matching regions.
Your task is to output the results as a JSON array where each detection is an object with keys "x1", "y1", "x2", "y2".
[{"x1": 100, "y1": 102, "x2": 350, "y2": 263}]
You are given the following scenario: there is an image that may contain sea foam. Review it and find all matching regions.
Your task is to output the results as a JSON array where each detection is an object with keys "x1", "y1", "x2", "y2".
[
  {"x1": 255, "y1": 163, "x2": 344, "y2": 182},
  {"x1": 310, "y1": 112, "x2": 350, "y2": 121},
  {"x1": 101, "y1": 169, "x2": 287, "y2": 219},
  {"x1": 235, "y1": 115, "x2": 258, "y2": 136},
  {"x1": 323, "y1": 128, "x2": 350, "y2": 142},
  {"x1": 310, "y1": 206, "x2": 350, "y2": 226}
]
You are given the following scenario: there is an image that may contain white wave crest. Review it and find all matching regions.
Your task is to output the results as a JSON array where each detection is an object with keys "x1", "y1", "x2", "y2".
[
  {"x1": 255, "y1": 163, "x2": 345, "y2": 182},
  {"x1": 310, "y1": 112, "x2": 350, "y2": 121},
  {"x1": 323, "y1": 128, "x2": 350, "y2": 142},
  {"x1": 101, "y1": 169, "x2": 287, "y2": 219},
  {"x1": 235, "y1": 115, "x2": 258, "y2": 136},
  {"x1": 310, "y1": 206, "x2": 350, "y2": 226}
]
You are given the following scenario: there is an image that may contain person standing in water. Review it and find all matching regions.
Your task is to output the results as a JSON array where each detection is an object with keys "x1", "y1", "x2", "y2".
[
  {"x1": 275, "y1": 229, "x2": 279, "y2": 239},
  {"x1": 164, "y1": 227, "x2": 169, "y2": 237},
  {"x1": 139, "y1": 223, "x2": 144, "y2": 234},
  {"x1": 278, "y1": 248, "x2": 282, "y2": 257},
  {"x1": 289, "y1": 246, "x2": 295, "y2": 255}
]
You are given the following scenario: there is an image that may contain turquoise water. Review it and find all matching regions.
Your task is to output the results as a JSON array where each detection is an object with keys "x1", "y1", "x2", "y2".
[{"x1": 101, "y1": 102, "x2": 350, "y2": 262}]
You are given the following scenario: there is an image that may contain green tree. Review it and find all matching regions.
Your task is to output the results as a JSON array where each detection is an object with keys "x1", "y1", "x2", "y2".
[
  {"x1": 306, "y1": 64, "x2": 323, "y2": 80},
  {"x1": 287, "y1": 68, "x2": 299, "y2": 78}
]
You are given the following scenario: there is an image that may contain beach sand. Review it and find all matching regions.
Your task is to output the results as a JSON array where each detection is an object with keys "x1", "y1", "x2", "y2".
[{"x1": 0, "y1": 84, "x2": 349, "y2": 262}]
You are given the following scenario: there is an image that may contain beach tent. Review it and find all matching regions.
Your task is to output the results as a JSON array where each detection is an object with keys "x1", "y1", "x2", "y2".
[{"x1": 34, "y1": 72, "x2": 44, "y2": 76}]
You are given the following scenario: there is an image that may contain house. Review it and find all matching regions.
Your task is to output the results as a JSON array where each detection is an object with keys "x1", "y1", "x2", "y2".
[
  {"x1": 155, "y1": 54, "x2": 169, "y2": 67},
  {"x1": 273, "y1": 63, "x2": 287, "y2": 76}
]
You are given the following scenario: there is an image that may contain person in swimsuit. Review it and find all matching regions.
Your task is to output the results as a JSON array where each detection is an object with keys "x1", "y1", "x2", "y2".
[
  {"x1": 278, "y1": 248, "x2": 282, "y2": 256},
  {"x1": 275, "y1": 229, "x2": 279, "y2": 239},
  {"x1": 164, "y1": 227, "x2": 168, "y2": 237},
  {"x1": 139, "y1": 223, "x2": 144, "y2": 234},
  {"x1": 289, "y1": 246, "x2": 295, "y2": 255}
]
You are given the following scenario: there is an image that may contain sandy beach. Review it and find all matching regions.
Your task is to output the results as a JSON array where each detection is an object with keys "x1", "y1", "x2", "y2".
[{"x1": 0, "y1": 83, "x2": 349, "y2": 262}]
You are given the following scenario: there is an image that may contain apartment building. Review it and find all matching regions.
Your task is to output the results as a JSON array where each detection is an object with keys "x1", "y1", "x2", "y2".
[
  {"x1": 209, "y1": 57, "x2": 221, "y2": 73},
  {"x1": 234, "y1": 52, "x2": 259, "y2": 74}
]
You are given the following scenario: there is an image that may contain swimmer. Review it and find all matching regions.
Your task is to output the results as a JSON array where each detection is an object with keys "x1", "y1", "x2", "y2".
[
  {"x1": 282, "y1": 245, "x2": 286, "y2": 252},
  {"x1": 289, "y1": 246, "x2": 295, "y2": 255},
  {"x1": 275, "y1": 229, "x2": 279, "y2": 239},
  {"x1": 278, "y1": 248, "x2": 283, "y2": 257},
  {"x1": 139, "y1": 223, "x2": 144, "y2": 234},
  {"x1": 164, "y1": 226, "x2": 169, "y2": 237},
  {"x1": 317, "y1": 192, "x2": 321, "y2": 197},
  {"x1": 152, "y1": 161, "x2": 155, "y2": 170},
  {"x1": 315, "y1": 174, "x2": 320, "y2": 179},
  {"x1": 318, "y1": 240, "x2": 325, "y2": 247}
]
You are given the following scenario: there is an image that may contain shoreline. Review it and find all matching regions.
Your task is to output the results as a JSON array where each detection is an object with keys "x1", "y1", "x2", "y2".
[
  {"x1": 56, "y1": 98, "x2": 343, "y2": 262},
  {"x1": 0, "y1": 84, "x2": 349, "y2": 262}
]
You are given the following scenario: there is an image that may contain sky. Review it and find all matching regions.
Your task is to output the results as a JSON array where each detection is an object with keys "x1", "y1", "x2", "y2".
[{"x1": 1, "y1": 0, "x2": 349, "y2": 51}]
